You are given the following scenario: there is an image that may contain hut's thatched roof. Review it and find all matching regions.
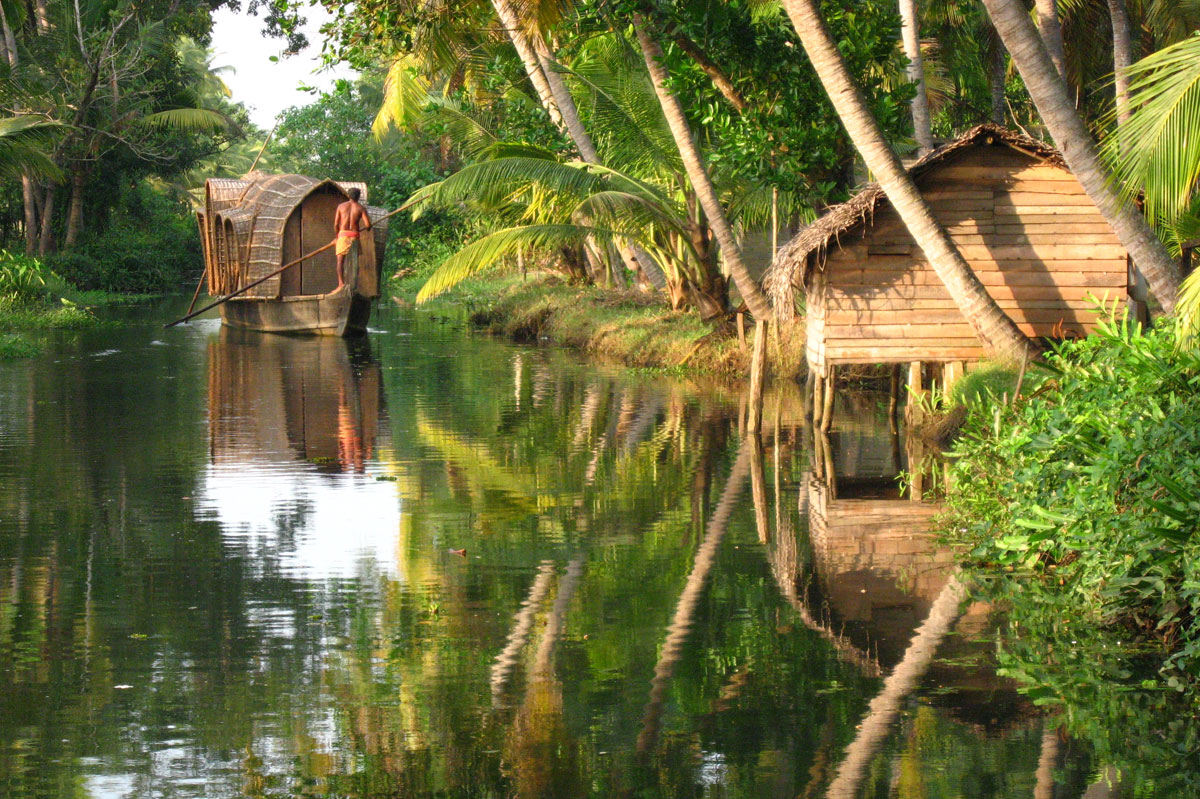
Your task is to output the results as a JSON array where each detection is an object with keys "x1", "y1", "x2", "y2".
[{"x1": 762, "y1": 124, "x2": 1064, "y2": 310}]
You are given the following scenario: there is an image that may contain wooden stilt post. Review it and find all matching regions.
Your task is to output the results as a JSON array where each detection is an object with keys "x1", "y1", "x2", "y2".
[
  {"x1": 887, "y1": 364, "x2": 900, "y2": 434},
  {"x1": 820, "y1": 366, "x2": 836, "y2": 432},
  {"x1": 747, "y1": 320, "x2": 768, "y2": 435},
  {"x1": 750, "y1": 433, "x2": 769, "y2": 544},
  {"x1": 812, "y1": 373, "x2": 825, "y2": 430},
  {"x1": 803, "y1": 370, "x2": 816, "y2": 422},
  {"x1": 943, "y1": 360, "x2": 964, "y2": 398},
  {"x1": 905, "y1": 361, "x2": 924, "y2": 427}
]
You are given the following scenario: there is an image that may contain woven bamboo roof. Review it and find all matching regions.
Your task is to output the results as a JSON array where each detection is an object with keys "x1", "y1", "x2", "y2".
[
  {"x1": 210, "y1": 174, "x2": 369, "y2": 298},
  {"x1": 762, "y1": 124, "x2": 1065, "y2": 311}
]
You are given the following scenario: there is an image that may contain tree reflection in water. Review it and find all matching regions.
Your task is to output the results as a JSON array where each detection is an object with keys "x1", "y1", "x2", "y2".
[{"x1": 0, "y1": 310, "x2": 1161, "y2": 798}]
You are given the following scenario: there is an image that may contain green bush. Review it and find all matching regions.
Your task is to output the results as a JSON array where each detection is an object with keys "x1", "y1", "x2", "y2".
[
  {"x1": 45, "y1": 182, "x2": 200, "y2": 293},
  {"x1": 0, "y1": 250, "x2": 71, "y2": 304},
  {"x1": 941, "y1": 313, "x2": 1200, "y2": 790}
]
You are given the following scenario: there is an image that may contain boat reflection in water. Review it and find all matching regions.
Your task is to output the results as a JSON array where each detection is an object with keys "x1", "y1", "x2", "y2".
[{"x1": 198, "y1": 328, "x2": 400, "y2": 581}]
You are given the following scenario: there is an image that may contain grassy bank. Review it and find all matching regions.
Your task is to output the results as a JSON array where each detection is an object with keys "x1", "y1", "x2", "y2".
[
  {"x1": 0, "y1": 251, "x2": 134, "y2": 359},
  {"x1": 392, "y1": 268, "x2": 806, "y2": 379}
]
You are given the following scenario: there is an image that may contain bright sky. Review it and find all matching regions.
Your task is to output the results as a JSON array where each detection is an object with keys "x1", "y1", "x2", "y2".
[{"x1": 209, "y1": 5, "x2": 356, "y2": 128}]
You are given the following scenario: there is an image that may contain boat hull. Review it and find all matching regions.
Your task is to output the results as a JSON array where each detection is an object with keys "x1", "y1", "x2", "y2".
[{"x1": 219, "y1": 289, "x2": 373, "y2": 337}]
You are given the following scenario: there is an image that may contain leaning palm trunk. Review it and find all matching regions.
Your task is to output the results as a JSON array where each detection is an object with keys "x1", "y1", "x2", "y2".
[
  {"x1": 490, "y1": 0, "x2": 564, "y2": 130},
  {"x1": 898, "y1": 0, "x2": 933, "y2": 156},
  {"x1": 825, "y1": 575, "x2": 967, "y2": 798},
  {"x1": 981, "y1": 0, "x2": 1181, "y2": 313},
  {"x1": 779, "y1": 0, "x2": 1035, "y2": 361},
  {"x1": 632, "y1": 16, "x2": 773, "y2": 321},
  {"x1": 1034, "y1": 0, "x2": 1068, "y2": 84},
  {"x1": 1108, "y1": 0, "x2": 1133, "y2": 126}
]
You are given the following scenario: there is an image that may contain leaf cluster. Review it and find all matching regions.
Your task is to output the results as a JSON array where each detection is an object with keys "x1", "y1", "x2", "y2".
[{"x1": 938, "y1": 310, "x2": 1200, "y2": 789}]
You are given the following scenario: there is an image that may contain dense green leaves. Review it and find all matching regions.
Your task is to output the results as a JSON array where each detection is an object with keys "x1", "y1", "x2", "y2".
[{"x1": 940, "y1": 314, "x2": 1200, "y2": 791}]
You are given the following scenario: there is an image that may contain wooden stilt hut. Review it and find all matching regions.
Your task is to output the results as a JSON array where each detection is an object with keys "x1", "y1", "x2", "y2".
[
  {"x1": 198, "y1": 173, "x2": 391, "y2": 336},
  {"x1": 763, "y1": 124, "x2": 1144, "y2": 395}
]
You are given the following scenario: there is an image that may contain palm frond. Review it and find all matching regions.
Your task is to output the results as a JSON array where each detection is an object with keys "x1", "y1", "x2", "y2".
[
  {"x1": 423, "y1": 98, "x2": 499, "y2": 160},
  {"x1": 141, "y1": 107, "x2": 230, "y2": 131},
  {"x1": 0, "y1": 115, "x2": 60, "y2": 181},
  {"x1": 417, "y1": 223, "x2": 629, "y2": 301},
  {"x1": 1177, "y1": 266, "x2": 1200, "y2": 346},
  {"x1": 408, "y1": 156, "x2": 607, "y2": 215},
  {"x1": 373, "y1": 55, "x2": 432, "y2": 138},
  {"x1": 1104, "y1": 34, "x2": 1200, "y2": 229}
]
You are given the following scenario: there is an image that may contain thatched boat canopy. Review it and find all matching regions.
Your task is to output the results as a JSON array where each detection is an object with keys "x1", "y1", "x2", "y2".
[
  {"x1": 203, "y1": 173, "x2": 386, "y2": 299},
  {"x1": 762, "y1": 124, "x2": 1064, "y2": 314}
]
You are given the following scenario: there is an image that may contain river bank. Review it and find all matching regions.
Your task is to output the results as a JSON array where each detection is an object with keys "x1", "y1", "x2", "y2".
[
  {"x1": 937, "y1": 318, "x2": 1200, "y2": 790},
  {"x1": 391, "y1": 269, "x2": 806, "y2": 379}
]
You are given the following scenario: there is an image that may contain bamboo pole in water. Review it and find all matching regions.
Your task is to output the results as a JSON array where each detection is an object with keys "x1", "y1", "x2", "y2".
[{"x1": 747, "y1": 319, "x2": 768, "y2": 434}]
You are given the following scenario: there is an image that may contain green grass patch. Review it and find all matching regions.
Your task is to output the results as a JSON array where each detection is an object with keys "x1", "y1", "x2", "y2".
[
  {"x1": 0, "y1": 300, "x2": 101, "y2": 331},
  {"x1": 395, "y1": 269, "x2": 805, "y2": 378},
  {"x1": 0, "y1": 332, "x2": 39, "y2": 359}
]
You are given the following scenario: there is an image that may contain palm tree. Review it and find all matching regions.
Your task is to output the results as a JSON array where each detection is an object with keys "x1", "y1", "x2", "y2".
[
  {"x1": 1108, "y1": 0, "x2": 1134, "y2": 126},
  {"x1": 981, "y1": 0, "x2": 1182, "y2": 314},
  {"x1": 898, "y1": 0, "x2": 933, "y2": 156},
  {"x1": 1034, "y1": 0, "x2": 1067, "y2": 84},
  {"x1": 1098, "y1": 35, "x2": 1200, "y2": 339},
  {"x1": 630, "y1": 15, "x2": 773, "y2": 322},
  {"x1": 779, "y1": 0, "x2": 1035, "y2": 361}
]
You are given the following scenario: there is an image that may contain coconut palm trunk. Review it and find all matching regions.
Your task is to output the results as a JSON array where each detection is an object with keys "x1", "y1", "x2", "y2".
[
  {"x1": 981, "y1": 0, "x2": 1181, "y2": 313},
  {"x1": 989, "y1": 39, "x2": 1007, "y2": 124},
  {"x1": 632, "y1": 16, "x2": 773, "y2": 322},
  {"x1": 898, "y1": 0, "x2": 933, "y2": 156},
  {"x1": 1108, "y1": 0, "x2": 1133, "y2": 126},
  {"x1": 779, "y1": 0, "x2": 1035, "y2": 360},
  {"x1": 1034, "y1": 0, "x2": 1068, "y2": 84},
  {"x1": 490, "y1": 0, "x2": 564, "y2": 130}
]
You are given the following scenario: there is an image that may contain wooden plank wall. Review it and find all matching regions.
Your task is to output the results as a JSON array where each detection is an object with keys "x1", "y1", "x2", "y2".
[{"x1": 817, "y1": 146, "x2": 1127, "y2": 366}]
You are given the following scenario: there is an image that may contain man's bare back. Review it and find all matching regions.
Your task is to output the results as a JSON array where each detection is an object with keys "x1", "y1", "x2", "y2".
[
  {"x1": 334, "y1": 188, "x2": 370, "y2": 291},
  {"x1": 334, "y1": 199, "x2": 369, "y2": 237}
]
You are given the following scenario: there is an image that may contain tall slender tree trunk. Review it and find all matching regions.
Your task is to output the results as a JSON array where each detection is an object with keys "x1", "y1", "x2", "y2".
[
  {"x1": 64, "y1": 169, "x2": 85, "y2": 250},
  {"x1": 779, "y1": 0, "x2": 1034, "y2": 360},
  {"x1": 981, "y1": 0, "x2": 1181, "y2": 313},
  {"x1": 37, "y1": 183, "x2": 55, "y2": 257},
  {"x1": 989, "y1": 38, "x2": 1008, "y2": 124},
  {"x1": 1108, "y1": 0, "x2": 1133, "y2": 126},
  {"x1": 632, "y1": 16, "x2": 773, "y2": 322},
  {"x1": 33, "y1": 0, "x2": 49, "y2": 33},
  {"x1": 490, "y1": 0, "x2": 564, "y2": 130},
  {"x1": 898, "y1": 0, "x2": 933, "y2": 156},
  {"x1": 1, "y1": 2, "x2": 37, "y2": 256},
  {"x1": 1034, "y1": 0, "x2": 1068, "y2": 85}
]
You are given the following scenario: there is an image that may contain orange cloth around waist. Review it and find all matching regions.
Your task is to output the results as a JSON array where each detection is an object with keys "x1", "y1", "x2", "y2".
[{"x1": 337, "y1": 229, "x2": 360, "y2": 238}]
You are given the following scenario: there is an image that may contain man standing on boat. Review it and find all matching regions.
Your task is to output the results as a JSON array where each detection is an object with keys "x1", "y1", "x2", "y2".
[{"x1": 334, "y1": 188, "x2": 371, "y2": 291}]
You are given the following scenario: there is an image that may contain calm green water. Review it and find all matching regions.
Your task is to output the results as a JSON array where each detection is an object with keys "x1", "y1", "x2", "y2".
[{"x1": 0, "y1": 302, "x2": 1122, "y2": 798}]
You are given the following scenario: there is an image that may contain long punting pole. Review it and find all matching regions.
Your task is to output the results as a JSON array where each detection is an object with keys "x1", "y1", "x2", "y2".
[{"x1": 164, "y1": 204, "x2": 409, "y2": 329}]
